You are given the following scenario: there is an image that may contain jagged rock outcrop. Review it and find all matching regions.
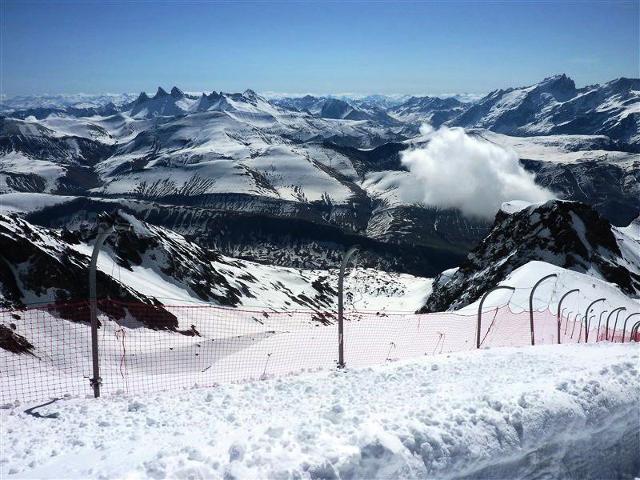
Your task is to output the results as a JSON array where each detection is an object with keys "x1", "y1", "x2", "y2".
[{"x1": 420, "y1": 200, "x2": 640, "y2": 312}]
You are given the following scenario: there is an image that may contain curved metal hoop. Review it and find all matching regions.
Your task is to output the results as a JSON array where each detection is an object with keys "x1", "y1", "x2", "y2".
[
  {"x1": 556, "y1": 289, "x2": 579, "y2": 344},
  {"x1": 476, "y1": 285, "x2": 515, "y2": 349},
  {"x1": 630, "y1": 321, "x2": 640, "y2": 342},
  {"x1": 584, "y1": 298, "x2": 606, "y2": 343},
  {"x1": 529, "y1": 274, "x2": 558, "y2": 346},
  {"x1": 605, "y1": 307, "x2": 626, "y2": 341},
  {"x1": 622, "y1": 313, "x2": 640, "y2": 343}
]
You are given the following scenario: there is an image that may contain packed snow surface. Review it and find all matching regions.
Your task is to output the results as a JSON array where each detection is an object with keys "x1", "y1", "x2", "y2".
[{"x1": 1, "y1": 343, "x2": 638, "y2": 480}]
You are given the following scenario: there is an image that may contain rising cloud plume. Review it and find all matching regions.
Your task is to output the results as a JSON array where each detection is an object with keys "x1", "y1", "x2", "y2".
[{"x1": 400, "y1": 125, "x2": 555, "y2": 219}]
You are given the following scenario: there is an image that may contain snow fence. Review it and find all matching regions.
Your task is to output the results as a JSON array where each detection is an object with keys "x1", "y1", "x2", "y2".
[{"x1": 1, "y1": 300, "x2": 639, "y2": 404}]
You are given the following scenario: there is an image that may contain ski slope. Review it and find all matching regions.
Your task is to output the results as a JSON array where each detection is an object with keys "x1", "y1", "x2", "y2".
[{"x1": 1, "y1": 343, "x2": 638, "y2": 479}]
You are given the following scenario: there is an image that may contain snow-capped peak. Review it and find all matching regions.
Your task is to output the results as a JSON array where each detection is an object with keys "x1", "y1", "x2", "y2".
[{"x1": 243, "y1": 89, "x2": 258, "y2": 100}]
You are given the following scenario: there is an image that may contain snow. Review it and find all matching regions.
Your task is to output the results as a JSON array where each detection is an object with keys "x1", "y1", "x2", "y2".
[
  {"x1": 72, "y1": 241, "x2": 206, "y2": 304},
  {"x1": 0, "y1": 152, "x2": 67, "y2": 194},
  {"x1": 1, "y1": 343, "x2": 637, "y2": 479},
  {"x1": 91, "y1": 110, "x2": 361, "y2": 204},
  {"x1": 38, "y1": 115, "x2": 115, "y2": 144},
  {"x1": 500, "y1": 200, "x2": 536, "y2": 214},
  {"x1": 0, "y1": 193, "x2": 77, "y2": 214},
  {"x1": 70, "y1": 238, "x2": 433, "y2": 312},
  {"x1": 361, "y1": 170, "x2": 425, "y2": 207},
  {"x1": 618, "y1": 216, "x2": 640, "y2": 242}
]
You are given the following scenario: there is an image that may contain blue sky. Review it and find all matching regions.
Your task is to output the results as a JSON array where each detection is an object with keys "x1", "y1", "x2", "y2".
[{"x1": 1, "y1": 0, "x2": 638, "y2": 96}]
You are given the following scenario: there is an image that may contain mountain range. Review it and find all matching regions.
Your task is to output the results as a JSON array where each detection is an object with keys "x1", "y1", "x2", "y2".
[{"x1": 0, "y1": 74, "x2": 638, "y2": 282}]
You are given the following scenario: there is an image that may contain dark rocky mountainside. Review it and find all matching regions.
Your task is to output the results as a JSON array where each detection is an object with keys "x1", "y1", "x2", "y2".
[
  {"x1": 0, "y1": 213, "x2": 178, "y2": 329},
  {"x1": 1, "y1": 211, "x2": 425, "y2": 326},
  {"x1": 421, "y1": 200, "x2": 640, "y2": 312},
  {"x1": 25, "y1": 197, "x2": 467, "y2": 277}
]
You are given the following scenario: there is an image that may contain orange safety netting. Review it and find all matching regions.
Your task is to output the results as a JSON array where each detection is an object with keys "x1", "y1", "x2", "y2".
[{"x1": 0, "y1": 301, "x2": 637, "y2": 404}]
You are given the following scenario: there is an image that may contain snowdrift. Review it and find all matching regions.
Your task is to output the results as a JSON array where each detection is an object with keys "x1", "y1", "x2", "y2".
[{"x1": 1, "y1": 343, "x2": 638, "y2": 479}]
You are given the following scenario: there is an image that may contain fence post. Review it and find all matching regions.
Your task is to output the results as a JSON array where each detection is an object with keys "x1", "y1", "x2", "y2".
[
  {"x1": 564, "y1": 310, "x2": 573, "y2": 335},
  {"x1": 476, "y1": 285, "x2": 515, "y2": 349},
  {"x1": 630, "y1": 321, "x2": 640, "y2": 342},
  {"x1": 611, "y1": 308, "x2": 626, "y2": 342},
  {"x1": 529, "y1": 274, "x2": 558, "y2": 346},
  {"x1": 596, "y1": 310, "x2": 608, "y2": 341},
  {"x1": 583, "y1": 298, "x2": 606, "y2": 343},
  {"x1": 570, "y1": 313, "x2": 581, "y2": 339},
  {"x1": 89, "y1": 224, "x2": 115, "y2": 398},
  {"x1": 583, "y1": 315, "x2": 595, "y2": 343},
  {"x1": 556, "y1": 289, "x2": 579, "y2": 344},
  {"x1": 89, "y1": 211, "x2": 132, "y2": 398},
  {"x1": 338, "y1": 246, "x2": 359, "y2": 369},
  {"x1": 605, "y1": 307, "x2": 626, "y2": 341},
  {"x1": 621, "y1": 313, "x2": 640, "y2": 343}
]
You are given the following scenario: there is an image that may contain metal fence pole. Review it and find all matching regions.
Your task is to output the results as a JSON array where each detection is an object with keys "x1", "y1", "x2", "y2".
[
  {"x1": 529, "y1": 274, "x2": 558, "y2": 346},
  {"x1": 89, "y1": 224, "x2": 114, "y2": 398},
  {"x1": 621, "y1": 312, "x2": 640, "y2": 343},
  {"x1": 596, "y1": 310, "x2": 608, "y2": 341},
  {"x1": 612, "y1": 309, "x2": 625, "y2": 342},
  {"x1": 89, "y1": 211, "x2": 132, "y2": 398},
  {"x1": 577, "y1": 316, "x2": 584, "y2": 342},
  {"x1": 571, "y1": 313, "x2": 581, "y2": 339},
  {"x1": 564, "y1": 310, "x2": 573, "y2": 335},
  {"x1": 581, "y1": 315, "x2": 595, "y2": 343},
  {"x1": 583, "y1": 298, "x2": 606, "y2": 343},
  {"x1": 630, "y1": 321, "x2": 640, "y2": 342},
  {"x1": 476, "y1": 285, "x2": 515, "y2": 349},
  {"x1": 605, "y1": 307, "x2": 626, "y2": 341},
  {"x1": 556, "y1": 289, "x2": 579, "y2": 344},
  {"x1": 337, "y1": 246, "x2": 359, "y2": 369}
]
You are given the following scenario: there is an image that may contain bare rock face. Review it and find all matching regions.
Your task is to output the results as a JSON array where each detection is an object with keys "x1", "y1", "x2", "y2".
[{"x1": 0, "y1": 324, "x2": 34, "y2": 355}]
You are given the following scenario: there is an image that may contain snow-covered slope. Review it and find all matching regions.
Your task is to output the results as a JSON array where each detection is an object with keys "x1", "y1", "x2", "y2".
[
  {"x1": 422, "y1": 200, "x2": 640, "y2": 312},
  {"x1": 473, "y1": 130, "x2": 640, "y2": 225},
  {"x1": 0, "y1": 212, "x2": 431, "y2": 314},
  {"x1": 0, "y1": 118, "x2": 109, "y2": 194},
  {"x1": 0, "y1": 212, "x2": 181, "y2": 329},
  {"x1": 92, "y1": 111, "x2": 362, "y2": 204},
  {"x1": 0, "y1": 192, "x2": 77, "y2": 214},
  {"x1": 2, "y1": 343, "x2": 638, "y2": 479}
]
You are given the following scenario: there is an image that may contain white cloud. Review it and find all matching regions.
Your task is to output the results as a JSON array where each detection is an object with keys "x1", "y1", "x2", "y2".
[{"x1": 400, "y1": 125, "x2": 555, "y2": 220}]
